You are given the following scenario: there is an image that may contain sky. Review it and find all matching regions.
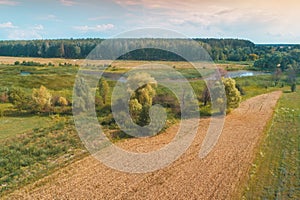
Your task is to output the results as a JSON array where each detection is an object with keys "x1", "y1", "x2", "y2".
[{"x1": 0, "y1": 0, "x2": 299, "y2": 43}]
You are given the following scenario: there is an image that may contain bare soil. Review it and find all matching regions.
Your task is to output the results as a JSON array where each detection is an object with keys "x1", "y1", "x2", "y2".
[{"x1": 4, "y1": 91, "x2": 282, "y2": 200}]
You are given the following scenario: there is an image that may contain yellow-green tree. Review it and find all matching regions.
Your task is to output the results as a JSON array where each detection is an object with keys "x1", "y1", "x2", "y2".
[
  {"x1": 99, "y1": 78, "x2": 110, "y2": 105},
  {"x1": 32, "y1": 85, "x2": 52, "y2": 113},
  {"x1": 129, "y1": 99, "x2": 142, "y2": 121},
  {"x1": 127, "y1": 73, "x2": 157, "y2": 126},
  {"x1": 222, "y1": 78, "x2": 242, "y2": 112}
]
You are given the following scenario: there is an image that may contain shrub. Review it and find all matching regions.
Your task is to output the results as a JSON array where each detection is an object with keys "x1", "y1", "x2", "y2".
[
  {"x1": 58, "y1": 97, "x2": 68, "y2": 106},
  {"x1": 48, "y1": 62, "x2": 54, "y2": 67},
  {"x1": 20, "y1": 61, "x2": 45, "y2": 66}
]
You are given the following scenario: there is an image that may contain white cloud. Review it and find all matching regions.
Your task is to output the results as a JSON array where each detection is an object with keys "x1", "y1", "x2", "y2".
[
  {"x1": 33, "y1": 24, "x2": 44, "y2": 30},
  {"x1": 114, "y1": 0, "x2": 201, "y2": 10},
  {"x1": 0, "y1": 22, "x2": 17, "y2": 28},
  {"x1": 40, "y1": 14, "x2": 62, "y2": 22},
  {"x1": 74, "y1": 24, "x2": 114, "y2": 32},
  {"x1": 88, "y1": 16, "x2": 110, "y2": 21},
  {"x1": 7, "y1": 29, "x2": 43, "y2": 40},
  {"x1": 112, "y1": 0, "x2": 300, "y2": 43},
  {"x1": 4, "y1": 24, "x2": 44, "y2": 40},
  {"x1": 60, "y1": 0, "x2": 76, "y2": 6},
  {"x1": 0, "y1": 0, "x2": 19, "y2": 6},
  {"x1": 114, "y1": 0, "x2": 141, "y2": 6}
]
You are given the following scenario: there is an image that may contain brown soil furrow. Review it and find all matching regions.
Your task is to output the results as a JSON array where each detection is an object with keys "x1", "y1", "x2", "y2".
[{"x1": 4, "y1": 91, "x2": 282, "y2": 200}]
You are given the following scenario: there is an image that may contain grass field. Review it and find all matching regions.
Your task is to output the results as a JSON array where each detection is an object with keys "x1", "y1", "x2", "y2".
[
  {"x1": 0, "y1": 56, "x2": 85, "y2": 66},
  {"x1": 240, "y1": 86, "x2": 300, "y2": 199},
  {"x1": 235, "y1": 75, "x2": 281, "y2": 100},
  {"x1": 0, "y1": 117, "x2": 86, "y2": 196},
  {"x1": 0, "y1": 56, "x2": 251, "y2": 69},
  {"x1": 0, "y1": 115, "x2": 55, "y2": 140}
]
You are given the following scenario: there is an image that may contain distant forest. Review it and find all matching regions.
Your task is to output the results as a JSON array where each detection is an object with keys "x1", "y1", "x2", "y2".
[{"x1": 0, "y1": 38, "x2": 299, "y2": 72}]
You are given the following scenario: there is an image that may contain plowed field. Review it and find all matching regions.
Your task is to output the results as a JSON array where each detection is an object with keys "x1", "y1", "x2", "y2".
[{"x1": 5, "y1": 91, "x2": 282, "y2": 200}]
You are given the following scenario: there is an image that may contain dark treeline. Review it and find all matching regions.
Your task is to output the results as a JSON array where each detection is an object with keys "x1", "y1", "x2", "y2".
[
  {"x1": 0, "y1": 38, "x2": 101, "y2": 59},
  {"x1": 0, "y1": 38, "x2": 300, "y2": 73},
  {"x1": 0, "y1": 38, "x2": 255, "y2": 61}
]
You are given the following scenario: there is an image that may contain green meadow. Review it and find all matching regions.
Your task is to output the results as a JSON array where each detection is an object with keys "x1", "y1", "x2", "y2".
[{"x1": 241, "y1": 87, "x2": 300, "y2": 199}]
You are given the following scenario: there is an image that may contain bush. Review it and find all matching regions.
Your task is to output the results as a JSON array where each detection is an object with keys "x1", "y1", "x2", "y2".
[
  {"x1": 20, "y1": 61, "x2": 45, "y2": 66},
  {"x1": 48, "y1": 62, "x2": 54, "y2": 67},
  {"x1": 58, "y1": 97, "x2": 68, "y2": 106},
  {"x1": 0, "y1": 92, "x2": 9, "y2": 103}
]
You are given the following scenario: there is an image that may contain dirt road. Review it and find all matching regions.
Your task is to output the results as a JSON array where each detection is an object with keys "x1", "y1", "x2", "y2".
[{"x1": 5, "y1": 91, "x2": 282, "y2": 199}]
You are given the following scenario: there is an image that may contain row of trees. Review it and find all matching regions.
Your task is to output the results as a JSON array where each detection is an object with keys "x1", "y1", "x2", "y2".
[
  {"x1": 195, "y1": 39, "x2": 256, "y2": 61},
  {"x1": 1, "y1": 38, "x2": 300, "y2": 72},
  {"x1": 0, "y1": 38, "x2": 256, "y2": 61},
  {"x1": 0, "y1": 73, "x2": 241, "y2": 117},
  {"x1": 254, "y1": 50, "x2": 300, "y2": 72},
  {"x1": 1, "y1": 38, "x2": 300, "y2": 68},
  {"x1": 1, "y1": 86, "x2": 69, "y2": 114},
  {"x1": 202, "y1": 78, "x2": 242, "y2": 113},
  {"x1": 0, "y1": 77, "x2": 112, "y2": 115},
  {"x1": 72, "y1": 72, "x2": 242, "y2": 133},
  {"x1": 252, "y1": 47, "x2": 299, "y2": 90},
  {"x1": 0, "y1": 39, "x2": 99, "y2": 58}
]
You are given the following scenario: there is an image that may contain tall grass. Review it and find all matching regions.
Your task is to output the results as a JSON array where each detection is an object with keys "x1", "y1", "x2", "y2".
[
  {"x1": 0, "y1": 118, "x2": 86, "y2": 196},
  {"x1": 240, "y1": 86, "x2": 300, "y2": 199}
]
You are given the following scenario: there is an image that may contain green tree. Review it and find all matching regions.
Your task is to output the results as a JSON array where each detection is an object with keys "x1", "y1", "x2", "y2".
[
  {"x1": 8, "y1": 88, "x2": 30, "y2": 111},
  {"x1": 291, "y1": 83, "x2": 297, "y2": 92},
  {"x1": 202, "y1": 80, "x2": 226, "y2": 113},
  {"x1": 286, "y1": 65, "x2": 297, "y2": 92},
  {"x1": 73, "y1": 77, "x2": 93, "y2": 113},
  {"x1": 273, "y1": 67, "x2": 282, "y2": 86}
]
